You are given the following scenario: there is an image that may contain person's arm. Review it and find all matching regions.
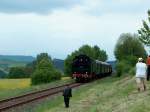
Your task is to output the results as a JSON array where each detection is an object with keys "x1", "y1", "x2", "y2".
[
  {"x1": 63, "y1": 90, "x2": 65, "y2": 96},
  {"x1": 70, "y1": 88, "x2": 72, "y2": 97}
]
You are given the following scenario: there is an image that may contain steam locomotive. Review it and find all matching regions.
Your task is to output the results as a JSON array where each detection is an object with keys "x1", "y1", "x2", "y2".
[{"x1": 72, "y1": 54, "x2": 112, "y2": 82}]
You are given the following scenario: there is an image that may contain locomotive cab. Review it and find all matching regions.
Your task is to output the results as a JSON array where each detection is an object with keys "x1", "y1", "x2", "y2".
[{"x1": 72, "y1": 55, "x2": 91, "y2": 81}]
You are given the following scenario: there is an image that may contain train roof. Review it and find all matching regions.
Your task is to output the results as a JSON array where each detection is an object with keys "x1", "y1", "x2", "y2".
[
  {"x1": 73, "y1": 54, "x2": 111, "y2": 66},
  {"x1": 95, "y1": 60, "x2": 111, "y2": 66}
]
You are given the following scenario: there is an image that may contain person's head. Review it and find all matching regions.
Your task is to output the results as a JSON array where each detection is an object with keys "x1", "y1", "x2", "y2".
[
  {"x1": 138, "y1": 58, "x2": 143, "y2": 62},
  {"x1": 149, "y1": 55, "x2": 150, "y2": 57}
]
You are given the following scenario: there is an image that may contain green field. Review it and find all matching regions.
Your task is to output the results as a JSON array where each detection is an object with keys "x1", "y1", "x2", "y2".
[
  {"x1": 19, "y1": 75, "x2": 150, "y2": 112},
  {"x1": 0, "y1": 79, "x2": 31, "y2": 89},
  {"x1": 0, "y1": 77, "x2": 73, "y2": 100}
]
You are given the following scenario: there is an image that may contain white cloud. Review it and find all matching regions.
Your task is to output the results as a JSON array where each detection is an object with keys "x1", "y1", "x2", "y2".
[{"x1": 0, "y1": 0, "x2": 149, "y2": 60}]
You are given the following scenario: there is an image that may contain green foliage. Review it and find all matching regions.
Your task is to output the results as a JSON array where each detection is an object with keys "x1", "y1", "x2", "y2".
[
  {"x1": 26, "y1": 53, "x2": 53, "y2": 73},
  {"x1": 31, "y1": 53, "x2": 61, "y2": 85},
  {"x1": 36, "y1": 53, "x2": 52, "y2": 64},
  {"x1": 31, "y1": 69, "x2": 53, "y2": 85},
  {"x1": 52, "y1": 70, "x2": 62, "y2": 80},
  {"x1": 64, "y1": 45, "x2": 108, "y2": 76},
  {"x1": 129, "y1": 67, "x2": 135, "y2": 76},
  {"x1": 8, "y1": 67, "x2": 30, "y2": 78},
  {"x1": 36, "y1": 58, "x2": 53, "y2": 70},
  {"x1": 114, "y1": 33, "x2": 147, "y2": 61},
  {"x1": 138, "y1": 10, "x2": 150, "y2": 46},
  {"x1": 114, "y1": 33, "x2": 147, "y2": 76},
  {"x1": 116, "y1": 62, "x2": 124, "y2": 77}
]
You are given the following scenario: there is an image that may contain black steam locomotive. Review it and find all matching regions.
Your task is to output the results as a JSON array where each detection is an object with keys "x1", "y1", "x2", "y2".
[{"x1": 72, "y1": 54, "x2": 112, "y2": 82}]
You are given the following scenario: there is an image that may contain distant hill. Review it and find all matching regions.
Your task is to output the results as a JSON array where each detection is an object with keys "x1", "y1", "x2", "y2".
[
  {"x1": 0, "y1": 70, "x2": 6, "y2": 78},
  {"x1": 53, "y1": 59, "x2": 64, "y2": 72},
  {"x1": 0, "y1": 55, "x2": 65, "y2": 73},
  {"x1": 0, "y1": 55, "x2": 35, "y2": 62},
  {"x1": 107, "y1": 60, "x2": 116, "y2": 71},
  {"x1": 0, "y1": 55, "x2": 35, "y2": 72}
]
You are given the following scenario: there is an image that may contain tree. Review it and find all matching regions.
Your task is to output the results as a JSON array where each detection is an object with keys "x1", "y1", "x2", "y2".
[
  {"x1": 114, "y1": 33, "x2": 147, "y2": 76},
  {"x1": 138, "y1": 10, "x2": 150, "y2": 46},
  {"x1": 114, "y1": 33, "x2": 147, "y2": 62},
  {"x1": 93, "y1": 45, "x2": 108, "y2": 61},
  {"x1": 64, "y1": 44, "x2": 108, "y2": 76},
  {"x1": 8, "y1": 67, "x2": 30, "y2": 78},
  {"x1": 26, "y1": 53, "x2": 53, "y2": 75},
  {"x1": 31, "y1": 54, "x2": 61, "y2": 85}
]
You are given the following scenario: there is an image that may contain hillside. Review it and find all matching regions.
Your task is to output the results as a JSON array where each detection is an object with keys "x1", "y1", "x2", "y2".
[
  {"x1": 53, "y1": 59, "x2": 64, "y2": 72},
  {"x1": 0, "y1": 55, "x2": 35, "y2": 62},
  {"x1": 0, "y1": 55, "x2": 35, "y2": 72},
  {"x1": 0, "y1": 55, "x2": 65, "y2": 73}
]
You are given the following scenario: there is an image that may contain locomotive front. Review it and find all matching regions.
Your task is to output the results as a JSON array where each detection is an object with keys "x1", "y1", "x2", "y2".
[{"x1": 72, "y1": 55, "x2": 91, "y2": 81}]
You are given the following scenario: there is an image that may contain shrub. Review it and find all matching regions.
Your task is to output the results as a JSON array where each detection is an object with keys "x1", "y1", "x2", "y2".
[
  {"x1": 116, "y1": 60, "x2": 136, "y2": 77},
  {"x1": 31, "y1": 69, "x2": 53, "y2": 85},
  {"x1": 8, "y1": 67, "x2": 30, "y2": 78},
  {"x1": 116, "y1": 62, "x2": 124, "y2": 77},
  {"x1": 129, "y1": 67, "x2": 136, "y2": 76},
  {"x1": 31, "y1": 58, "x2": 62, "y2": 85},
  {"x1": 52, "y1": 70, "x2": 61, "y2": 80}
]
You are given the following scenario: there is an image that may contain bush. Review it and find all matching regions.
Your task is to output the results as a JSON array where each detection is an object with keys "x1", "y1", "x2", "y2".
[
  {"x1": 52, "y1": 70, "x2": 61, "y2": 80},
  {"x1": 31, "y1": 69, "x2": 53, "y2": 85},
  {"x1": 116, "y1": 62, "x2": 124, "y2": 77},
  {"x1": 129, "y1": 67, "x2": 136, "y2": 76},
  {"x1": 31, "y1": 69, "x2": 62, "y2": 85},
  {"x1": 31, "y1": 56, "x2": 62, "y2": 85},
  {"x1": 116, "y1": 60, "x2": 136, "y2": 77},
  {"x1": 8, "y1": 67, "x2": 30, "y2": 78}
]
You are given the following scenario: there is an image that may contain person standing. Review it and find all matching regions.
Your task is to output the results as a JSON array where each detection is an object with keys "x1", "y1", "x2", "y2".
[
  {"x1": 63, "y1": 84, "x2": 72, "y2": 108},
  {"x1": 146, "y1": 55, "x2": 150, "y2": 81},
  {"x1": 136, "y1": 58, "x2": 147, "y2": 92}
]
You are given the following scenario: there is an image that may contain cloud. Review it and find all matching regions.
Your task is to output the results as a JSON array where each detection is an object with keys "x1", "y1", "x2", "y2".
[
  {"x1": 0, "y1": 8, "x2": 145, "y2": 60},
  {"x1": 80, "y1": 0, "x2": 150, "y2": 16},
  {"x1": 0, "y1": 0, "x2": 149, "y2": 60},
  {"x1": 0, "y1": 0, "x2": 82, "y2": 14}
]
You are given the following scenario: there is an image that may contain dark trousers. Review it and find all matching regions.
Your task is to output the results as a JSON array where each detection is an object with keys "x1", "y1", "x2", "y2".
[
  {"x1": 64, "y1": 97, "x2": 70, "y2": 108},
  {"x1": 147, "y1": 65, "x2": 150, "y2": 81}
]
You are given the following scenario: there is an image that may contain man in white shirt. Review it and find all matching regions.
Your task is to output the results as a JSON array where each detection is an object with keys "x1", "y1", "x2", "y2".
[{"x1": 136, "y1": 58, "x2": 147, "y2": 92}]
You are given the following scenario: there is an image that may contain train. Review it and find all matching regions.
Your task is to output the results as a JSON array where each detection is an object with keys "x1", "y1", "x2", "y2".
[{"x1": 72, "y1": 54, "x2": 112, "y2": 82}]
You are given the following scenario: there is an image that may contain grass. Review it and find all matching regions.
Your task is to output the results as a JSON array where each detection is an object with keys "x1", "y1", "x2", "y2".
[
  {"x1": 0, "y1": 79, "x2": 30, "y2": 89},
  {"x1": 23, "y1": 75, "x2": 150, "y2": 112},
  {"x1": 0, "y1": 77, "x2": 74, "y2": 100}
]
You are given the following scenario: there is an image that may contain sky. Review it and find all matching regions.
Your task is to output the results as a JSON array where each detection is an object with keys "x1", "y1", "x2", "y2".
[{"x1": 0, "y1": 0, "x2": 149, "y2": 60}]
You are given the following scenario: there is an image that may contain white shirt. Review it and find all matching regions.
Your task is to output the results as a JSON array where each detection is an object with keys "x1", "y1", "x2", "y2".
[{"x1": 136, "y1": 62, "x2": 147, "y2": 78}]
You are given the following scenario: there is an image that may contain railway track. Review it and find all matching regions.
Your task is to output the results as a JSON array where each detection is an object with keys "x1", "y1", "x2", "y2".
[{"x1": 0, "y1": 82, "x2": 82, "y2": 111}]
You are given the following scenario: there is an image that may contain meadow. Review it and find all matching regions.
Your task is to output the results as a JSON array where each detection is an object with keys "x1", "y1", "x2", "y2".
[
  {"x1": 19, "y1": 75, "x2": 150, "y2": 112},
  {"x1": 0, "y1": 77, "x2": 73, "y2": 100},
  {"x1": 0, "y1": 79, "x2": 30, "y2": 89}
]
